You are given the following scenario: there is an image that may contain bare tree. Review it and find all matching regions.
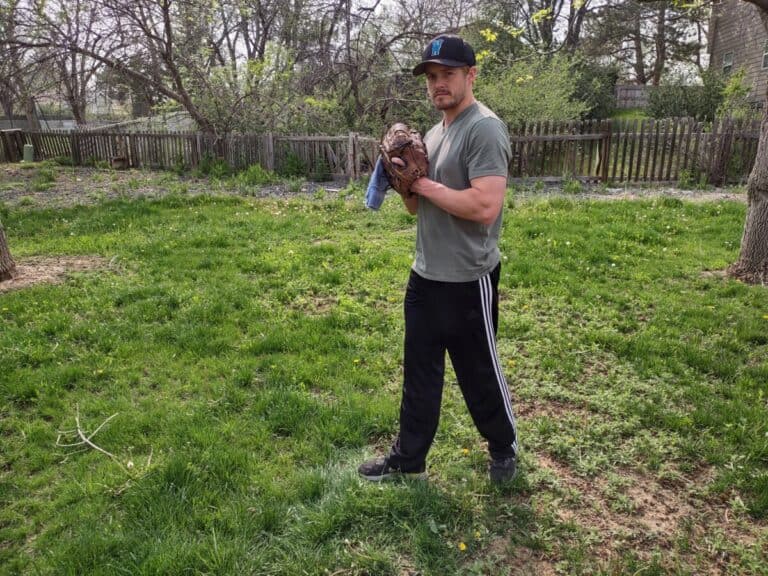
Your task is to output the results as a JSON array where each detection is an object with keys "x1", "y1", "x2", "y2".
[
  {"x1": 0, "y1": 0, "x2": 45, "y2": 129},
  {"x1": 33, "y1": 0, "x2": 110, "y2": 125},
  {"x1": 477, "y1": 0, "x2": 595, "y2": 53}
]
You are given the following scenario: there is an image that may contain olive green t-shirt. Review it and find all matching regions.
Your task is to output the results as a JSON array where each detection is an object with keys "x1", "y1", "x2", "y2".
[{"x1": 413, "y1": 101, "x2": 511, "y2": 282}]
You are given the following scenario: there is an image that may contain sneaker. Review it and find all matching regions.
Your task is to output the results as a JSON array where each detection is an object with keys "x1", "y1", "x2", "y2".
[
  {"x1": 489, "y1": 455, "x2": 517, "y2": 484},
  {"x1": 358, "y1": 456, "x2": 426, "y2": 482}
]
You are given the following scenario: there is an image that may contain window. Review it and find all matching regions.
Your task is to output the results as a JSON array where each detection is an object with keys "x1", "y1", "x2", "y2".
[
  {"x1": 763, "y1": 45, "x2": 768, "y2": 70},
  {"x1": 723, "y1": 52, "x2": 734, "y2": 75}
]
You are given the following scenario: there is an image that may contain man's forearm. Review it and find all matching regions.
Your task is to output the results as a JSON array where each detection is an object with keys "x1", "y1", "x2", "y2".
[{"x1": 411, "y1": 176, "x2": 504, "y2": 225}]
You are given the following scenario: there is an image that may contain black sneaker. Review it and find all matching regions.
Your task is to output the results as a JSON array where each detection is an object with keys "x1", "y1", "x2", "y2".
[
  {"x1": 489, "y1": 455, "x2": 517, "y2": 484},
  {"x1": 358, "y1": 456, "x2": 426, "y2": 482}
]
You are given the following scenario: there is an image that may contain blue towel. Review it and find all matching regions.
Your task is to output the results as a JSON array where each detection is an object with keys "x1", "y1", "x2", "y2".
[{"x1": 365, "y1": 156, "x2": 392, "y2": 210}]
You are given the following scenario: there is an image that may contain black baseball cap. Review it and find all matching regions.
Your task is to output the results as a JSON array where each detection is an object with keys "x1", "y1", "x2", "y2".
[{"x1": 412, "y1": 35, "x2": 476, "y2": 76}]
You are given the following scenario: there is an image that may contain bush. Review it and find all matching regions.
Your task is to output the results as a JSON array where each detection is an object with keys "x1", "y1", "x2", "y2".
[
  {"x1": 475, "y1": 55, "x2": 589, "y2": 124},
  {"x1": 572, "y1": 61, "x2": 619, "y2": 119},
  {"x1": 647, "y1": 69, "x2": 725, "y2": 121},
  {"x1": 717, "y1": 69, "x2": 757, "y2": 120},
  {"x1": 279, "y1": 152, "x2": 306, "y2": 178},
  {"x1": 195, "y1": 154, "x2": 232, "y2": 179},
  {"x1": 312, "y1": 156, "x2": 332, "y2": 182},
  {"x1": 234, "y1": 163, "x2": 278, "y2": 186}
]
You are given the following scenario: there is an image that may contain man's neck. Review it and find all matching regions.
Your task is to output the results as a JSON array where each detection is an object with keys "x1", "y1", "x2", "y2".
[{"x1": 442, "y1": 96, "x2": 476, "y2": 127}]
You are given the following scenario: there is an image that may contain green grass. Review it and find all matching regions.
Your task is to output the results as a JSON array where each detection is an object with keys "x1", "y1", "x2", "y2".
[
  {"x1": 1, "y1": 177, "x2": 766, "y2": 574},
  {"x1": 611, "y1": 107, "x2": 650, "y2": 120}
]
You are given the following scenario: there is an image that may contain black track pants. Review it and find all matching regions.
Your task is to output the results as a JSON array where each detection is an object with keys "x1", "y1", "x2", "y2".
[{"x1": 389, "y1": 263, "x2": 518, "y2": 471}]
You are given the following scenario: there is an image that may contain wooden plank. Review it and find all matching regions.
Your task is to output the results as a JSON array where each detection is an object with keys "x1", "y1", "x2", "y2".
[
  {"x1": 615, "y1": 119, "x2": 626, "y2": 181},
  {"x1": 648, "y1": 119, "x2": 660, "y2": 180},
  {"x1": 601, "y1": 120, "x2": 611, "y2": 182},
  {"x1": 585, "y1": 120, "x2": 595, "y2": 176},
  {"x1": 624, "y1": 120, "x2": 635, "y2": 182},
  {"x1": 657, "y1": 119, "x2": 669, "y2": 180}
]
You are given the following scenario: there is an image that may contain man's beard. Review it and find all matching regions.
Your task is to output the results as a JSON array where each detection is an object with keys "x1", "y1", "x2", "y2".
[{"x1": 431, "y1": 89, "x2": 464, "y2": 110}]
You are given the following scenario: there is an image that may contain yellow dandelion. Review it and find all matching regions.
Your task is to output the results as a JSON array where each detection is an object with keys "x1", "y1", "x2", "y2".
[
  {"x1": 462, "y1": 448, "x2": 470, "y2": 456},
  {"x1": 458, "y1": 542, "x2": 467, "y2": 551},
  {"x1": 474, "y1": 530, "x2": 482, "y2": 540}
]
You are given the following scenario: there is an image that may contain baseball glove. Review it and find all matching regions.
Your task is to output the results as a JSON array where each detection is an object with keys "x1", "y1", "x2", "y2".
[{"x1": 379, "y1": 123, "x2": 428, "y2": 197}]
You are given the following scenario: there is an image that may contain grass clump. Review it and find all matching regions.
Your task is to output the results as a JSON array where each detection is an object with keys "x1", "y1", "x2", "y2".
[{"x1": 233, "y1": 163, "x2": 278, "y2": 187}]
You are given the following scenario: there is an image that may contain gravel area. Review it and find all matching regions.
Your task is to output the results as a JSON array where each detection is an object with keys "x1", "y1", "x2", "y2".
[
  {"x1": 0, "y1": 164, "x2": 748, "y2": 210},
  {"x1": 0, "y1": 165, "x2": 347, "y2": 209}
]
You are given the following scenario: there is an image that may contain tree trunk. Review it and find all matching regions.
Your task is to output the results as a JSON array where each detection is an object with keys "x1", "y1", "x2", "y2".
[
  {"x1": 24, "y1": 96, "x2": 41, "y2": 131},
  {"x1": 0, "y1": 220, "x2": 17, "y2": 282},
  {"x1": 727, "y1": 103, "x2": 768, "y2": 284}
]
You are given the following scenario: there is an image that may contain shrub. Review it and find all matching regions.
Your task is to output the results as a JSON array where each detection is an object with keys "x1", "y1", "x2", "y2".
[
  {"x1": 279, "y1": 151, "x2": 306, "y2": 178},
  {"x1": 572, "y1": 61, "x2": 619, "y2": 119},
  {"x1": 313, "y1": 156, "x2": 333, "y2": 182},
  {"x1": 475, "y1": 55, "x2": 589, "y2": 124},
  {"x1": 647, "y1": 69, "x2": 725, "y2": 121},
  {"x1": 235, "y1": 163, "x2": 278, "y2": 186},
  {"x1": 717, "y1": 69, "x2": 756, "y2": 120},
  {"x1": 195, "y1": 154, "x2": 232, "y2": 179},
  {"x1": 53, "y1": 156, "x2": 74, "y2": 166},
  {"x1": 562, "y1": 175, "x2": 583, "y2": 194}
]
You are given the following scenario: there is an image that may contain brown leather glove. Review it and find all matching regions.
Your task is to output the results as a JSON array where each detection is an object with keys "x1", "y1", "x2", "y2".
[{"x1": 379, "y1": 123, "x2": 429, "y2": 197}]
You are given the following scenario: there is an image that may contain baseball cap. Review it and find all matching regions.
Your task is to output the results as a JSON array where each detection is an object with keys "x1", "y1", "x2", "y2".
[{"x1": 412, "y1": 35, "x2": 476, "y2": 76}]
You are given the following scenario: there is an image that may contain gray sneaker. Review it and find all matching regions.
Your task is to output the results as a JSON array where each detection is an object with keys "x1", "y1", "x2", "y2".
[
  {"x1": 358, "y1": 456, "x2": 426, "y2": 482},
  {"x1": 489, "y1": 455, "x2": 517, "y2": 484}
]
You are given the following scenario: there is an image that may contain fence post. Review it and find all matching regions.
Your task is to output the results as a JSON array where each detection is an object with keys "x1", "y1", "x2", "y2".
[
  {"x1": 600, "y1": 119, "x2": 612, "y2": 182},
  {"x1": 70, "y1": 131, "x2": 80, "y2": 165},
  {"x1": 347, "y1": 132, "x2": 355, "y2": 180},
  {"x1": 264, "y1": 132, "x2": 274, "y2": 171}
]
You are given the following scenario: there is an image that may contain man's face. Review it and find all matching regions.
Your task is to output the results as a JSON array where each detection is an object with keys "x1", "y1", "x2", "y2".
[{"x1": 424, "y1": 64, "x2": 476, "y2": 111}]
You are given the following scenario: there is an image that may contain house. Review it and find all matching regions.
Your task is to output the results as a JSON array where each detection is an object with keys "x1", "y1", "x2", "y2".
[{"x1": 709, "y1": 0, "x2": 768, "y2": 108}]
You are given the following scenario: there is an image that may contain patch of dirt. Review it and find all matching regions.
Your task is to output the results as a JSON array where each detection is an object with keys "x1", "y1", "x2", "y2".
[
  {"x1": 0, "y1": 165, "x2": 342, "y2": 209},
  {"x1": 535, "y1": 453, "x2": 766, "y2": 574},
  {"x1": 0, "y1": 255, "x2": 110, "y2": 293},
  {"x1": 515, "y1": 397, "x2": 595, "y2": 422}
]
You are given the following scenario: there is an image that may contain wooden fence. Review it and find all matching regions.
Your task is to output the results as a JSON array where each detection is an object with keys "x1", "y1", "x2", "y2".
[
  {"x1": 0, "y1": 129, "x2": 25, "y2": 162},
  {"x1": 508, "y1": 117, "x2": 761, "y2": 186},
  {"x1": 19, "y1": 130, "x2": 380, "y2": 181},
  {"x1": 2, "y1": 117, "x2": 761, "y2": 185}
]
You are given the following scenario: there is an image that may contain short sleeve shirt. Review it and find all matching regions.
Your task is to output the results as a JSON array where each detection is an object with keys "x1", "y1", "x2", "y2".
[{"x1": 413, "y1": 101, "x2": 511, "y2": 282}]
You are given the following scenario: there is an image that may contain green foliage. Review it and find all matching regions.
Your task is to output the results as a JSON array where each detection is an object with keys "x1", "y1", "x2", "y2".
[
  {"x1": 31, "y1": 166, "x2": 56, "y2": 192},
  {"x1": 611, "y1": 108, "x2": 649, "y2": 120},
  {"x1": 572, "y1": 61, "x2": 619, "y2": 119},
  {"x1": 562, "y1": 175, "x2": 583, "y2": 194},
  {"x1": 313, "y1": 156, "x2": 333, "y2": 182},
  {"x1": 234, "y1": 163, "x2": 278, "y2": 187},
  {"x1": 647, "y1": 69, "x2": 725, "y2": 121},
  {"x1": 278, "y1": 151, "x2": 307, "y2": 178},
  {"x1": 52, "y1": 156, "x2": 74, "y2": 167},
  {"x1": 475, "y1": 55, "x2": 589, "y2": 124},
  {"x1": 195, "y1": 154, "x2": 232, "y2": 179},
  {"x1": 717, "y1": 69, "x2": 757, "y2": 120}
]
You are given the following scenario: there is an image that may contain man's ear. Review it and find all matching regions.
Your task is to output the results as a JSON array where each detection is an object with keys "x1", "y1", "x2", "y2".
[{"x1": 467, "y1": 66, "x2": 478, "y2": 83}]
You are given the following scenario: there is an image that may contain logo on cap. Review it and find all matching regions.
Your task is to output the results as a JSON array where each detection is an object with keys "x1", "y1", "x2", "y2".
[{"x1": 430, "y1": 39, "x2": 444, "y2": 57}]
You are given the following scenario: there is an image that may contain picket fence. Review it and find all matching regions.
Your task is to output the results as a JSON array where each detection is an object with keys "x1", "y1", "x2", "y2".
[{"x1": 0, "y1": 117, "x2": 762, "y2": 185}]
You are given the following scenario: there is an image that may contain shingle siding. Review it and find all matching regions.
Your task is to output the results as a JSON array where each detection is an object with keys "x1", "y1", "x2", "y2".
[{"x1": 710, "y1": 0, "x2": 768, "y2": 105}]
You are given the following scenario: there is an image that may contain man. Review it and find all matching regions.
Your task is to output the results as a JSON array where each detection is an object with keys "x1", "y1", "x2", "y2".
[{"x1": 358, "y1": 35, "x2": 518, "y2": 484}]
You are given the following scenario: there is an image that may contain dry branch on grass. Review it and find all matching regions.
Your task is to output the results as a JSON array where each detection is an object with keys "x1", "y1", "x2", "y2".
[{"x1": 56, "y1": 405, "x2": 152, "y2": 479}]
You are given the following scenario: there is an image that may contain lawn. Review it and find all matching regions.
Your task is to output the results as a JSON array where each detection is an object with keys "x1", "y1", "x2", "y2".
[{"x1": 1, "y1": 166, "x2": 766, "y2": 575}]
